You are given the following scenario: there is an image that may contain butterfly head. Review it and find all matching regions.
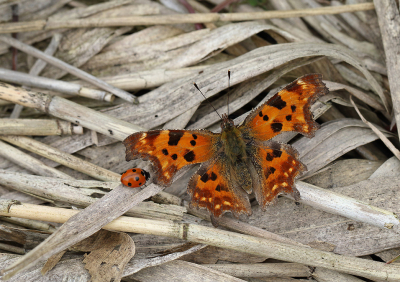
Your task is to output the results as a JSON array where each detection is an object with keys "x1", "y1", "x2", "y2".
[{"x1": 221, "y1": 113, "x2": 235, "y2": 130}]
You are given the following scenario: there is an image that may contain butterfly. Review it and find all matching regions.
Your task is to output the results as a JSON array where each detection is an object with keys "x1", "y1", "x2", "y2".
[
  {"x1": 124, "y1": 74, "x2": 328, "y2": 220},
  {"x1": 120, "y1": 168, "x2": 150, "y2": 188}
]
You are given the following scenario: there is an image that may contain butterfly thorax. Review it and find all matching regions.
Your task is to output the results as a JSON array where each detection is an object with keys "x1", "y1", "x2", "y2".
[{"x1": 220, "y1": 118, "x2": 248, "y2": 165}]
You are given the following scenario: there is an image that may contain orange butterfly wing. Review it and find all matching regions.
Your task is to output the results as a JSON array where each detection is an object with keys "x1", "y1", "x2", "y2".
[
  {"x1": 123, "y1": 130, "x2": 220, "y2": 186},
  {"x1": 249, "y1": 141, "x2": 306, "y2": 209},
  {"x1": 239, "y1": 74, "x2": 328, "y2": 140},
  {"x1": 188, "y1": 155, "x2": 252, "y2": 218}
]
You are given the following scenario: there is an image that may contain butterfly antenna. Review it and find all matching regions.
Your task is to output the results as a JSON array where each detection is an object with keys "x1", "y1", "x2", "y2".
[
  {"x1": 193, "y1": 83, "x2": 223, "y2": 120},
  {"x1": 227, "y1": 70, "x2": 231, "y2": 116}
]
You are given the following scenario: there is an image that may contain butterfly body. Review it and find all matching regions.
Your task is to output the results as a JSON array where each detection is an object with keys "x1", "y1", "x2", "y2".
[{"x1": 124, "y1": 74, "x2": 329, "y2": 218}]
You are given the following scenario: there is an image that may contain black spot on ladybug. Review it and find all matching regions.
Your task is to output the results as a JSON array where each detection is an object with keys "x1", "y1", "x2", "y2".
[
  {"x1": 271, "y1": 123, "x2": 283, "y2": 132},
  {"x1": 190, "y1": 140, "x2": 196, "y2": 146},
  {"x1": 128, "y1": 183, "x2": 132, "y2": 186},
  {"x1": 201, "y1": 173, "x2": 209, "y2": 183},
  {"x1": 192, "y1": 134, "x2": 197, "y2": 139},
  {"x1": 263, "y1": 115, "x2": 269, "y2": 121},
  {"x1": 215, "y1": 185, "x2": 221, "y2": 192},
  {"x1": 162, "y1": 148, "x2": 169, "y2": 155},
  {"x1": 269, "y1": 95, "x2": 287, "y2": 110},
  {"x1": 132, "y1": 169, "x2": 136, "y2": 172},
  {"x1": 108, "y1": 130, "x2": 113, "y2": 135},
  {"x1": 135, "y1": 176, "x2": 139, "y2": 181},
  {"x1": 286, "y1": 115, "x2": 292, "y2": 121},
  {"x1": 171, "y1": 154, "x2": 178, "y2": 160},
  {"x1": 291, "y1": 105, "x2": 296, "y2": 113},
  {"x1": 168, "y1": 131, "x2": 183, "y2": 146},
  {"x1": 184, "y1": 151, "x2": 195, "y2": 162},
  {"x1": 210, "y1": 172, "x2": 217, "y2": 181},
  {"x1": 138, "y1": 182, "x2": 142, "y2": 186}
]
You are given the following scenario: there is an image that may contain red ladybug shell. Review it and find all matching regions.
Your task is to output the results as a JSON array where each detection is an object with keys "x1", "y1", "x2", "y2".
[{"x1": 121, "y1": 168, "x2": 150, "y2": 188}]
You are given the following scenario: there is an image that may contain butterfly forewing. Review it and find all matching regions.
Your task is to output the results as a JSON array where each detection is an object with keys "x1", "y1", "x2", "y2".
[
  {"x1": 124, "y1": 130, "x2": 220, "y2": 186},
  {"x1": 240, "y1": 74, "x2": 328, "y2": 141}
]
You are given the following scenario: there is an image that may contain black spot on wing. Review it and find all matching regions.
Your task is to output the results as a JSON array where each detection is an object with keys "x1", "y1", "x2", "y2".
[
  {"x1": 192, "y1": 134, "x2": 197, "y2": 139},
  {"x1": 210, "y1": 172, "x2": 217, "y2": 181},
  {"x1": 168, "y1": 131, "x2": 184, "y2": 146},
  {"x1": 291, "y1": 105, "x2": 296, "y2": 113},
  {"x1": 266, "y1": 150, "x2": 282, "y2": 161},
  {"x1": 268, "y1": 95, "x2": 287, "y2": 110},
  {"x1": 258, "y1": 111, "x2": 263, "y2": 117},
  {"x1": 263, "y1": 115, "x2": 269, "y2": 121},
  {"x1": 264, "y1": 167, "x2": 276, "y2": 179},
  {"x1": 215, "y1": 185, "x2": 221, "y2": 192},
  {"x1": 171, "y1": 154, "x2": 178, "y2": 160},
  {"x1": 286, "y1": 115, "x2": 292, "y2": 121},
  {"x1": 190, "y1": 140, "x2": 196, "y2": 146},
  {"x1": 184, "y1": 151, "x2": 195, "y2": 162},
  {"x1": 200, "y1": 173, "x2": 209, "y2": 183},
  {"x1": 271, "y1": 123, "x2": 283, "y2": 133},
  {"x1": 273, "y1": 150, "x2": 282, "y2": 158},
  {"x1": 162, "y1": 148, "x2": 168, "y2": 155}
]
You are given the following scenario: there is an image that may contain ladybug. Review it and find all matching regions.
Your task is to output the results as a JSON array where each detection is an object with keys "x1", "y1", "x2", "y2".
[{"x1": 120, "y1": 168, "x2": 150, "y2": 188}]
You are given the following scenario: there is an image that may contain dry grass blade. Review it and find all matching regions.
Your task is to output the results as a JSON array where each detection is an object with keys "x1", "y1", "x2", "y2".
[
  {"x1": 374, "y1": 0, "x2": 400, "y2": 139},
  {"x1": 0, "y1": 36, "x2": 137, "y2": 103},
  {"x1": 350, "y1": 97, "x2": 400, "y2": 160},
  {"x1": 1, "y1": 199, "x2": 400, "y2": 281},
  {"x1": 0, "y1": 3, "x2": 375, "y2": 33}
]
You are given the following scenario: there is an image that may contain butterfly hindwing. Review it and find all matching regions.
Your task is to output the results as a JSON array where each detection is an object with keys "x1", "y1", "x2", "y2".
[
  {"x1": 240, "y1": 74, "x2": 328, "y2": 141},
  {"x1": 249, "y1": 141, "x2": 306, "y2": 209},
  {"x1": 188, "y1": 155, "x2": 252, "y2": 218},
  {"x1": 123, "y1": 130, "x2": 220, "y2": 186}
]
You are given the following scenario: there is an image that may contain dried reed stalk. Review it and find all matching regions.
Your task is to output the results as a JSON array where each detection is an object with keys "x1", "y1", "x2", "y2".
[
  {"x1": 0, "y1": 68, "x2": 114, "y2": 102},
  {"x1": 0, "y1": 136, "x2": 120, "y2": 182},
  {"x1": 0, "y1": 119, "x2": 82, "y2": 136},
  {"x1": 0, "y1": 82, "x2": 143, "y2": 141},
  {"x1": 0, "y1": 3, "x2": 375, "y2": 33},
  {"x1": 0, "y1": 171, "x2": 185, "y2": 221},
  {"x1": 1, "y1": 199, "x2": 400, "y2": 282},
  {"x1": 0, "y1": 141, "x2": 72, "y2": 179}
]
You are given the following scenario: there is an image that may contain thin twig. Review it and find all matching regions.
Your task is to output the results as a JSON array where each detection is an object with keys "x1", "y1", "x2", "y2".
[{"x1": 0, "y1": 3, "x2": 375, "y2": 33}]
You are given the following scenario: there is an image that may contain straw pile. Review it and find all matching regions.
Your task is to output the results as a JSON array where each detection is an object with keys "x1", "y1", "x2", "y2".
[{"x1": 0, "y1": 0, "x2": 399, "y2": 281}]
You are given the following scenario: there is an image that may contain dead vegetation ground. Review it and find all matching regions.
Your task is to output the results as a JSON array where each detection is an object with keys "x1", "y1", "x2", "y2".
[{"x1": 0, "y1": 0, "x2": 400, "y2": 281}]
